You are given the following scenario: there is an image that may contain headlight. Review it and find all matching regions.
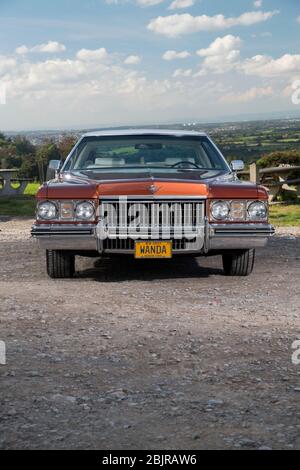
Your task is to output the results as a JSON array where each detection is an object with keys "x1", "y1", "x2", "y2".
[
  {"x1": 37, "y1": 201, "x2": 57, "y2": 220},
  {"x1": 211, "y1": 201, "x2": 230, "y2": 220},
  {"x1": 248, "y1": 201, "x2": 267, "y2": 221},
  {"x1": 75, "y1": 201, "x2": 95, "y2": 220}
]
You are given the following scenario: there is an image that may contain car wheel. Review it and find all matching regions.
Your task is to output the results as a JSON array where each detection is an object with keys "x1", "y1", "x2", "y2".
[
  {"x1": 222, "y1": 249, "x2": 255, "y2": 276},
  {"x1": 46, "y1": 250, "x2": 75, "y2": 279}
]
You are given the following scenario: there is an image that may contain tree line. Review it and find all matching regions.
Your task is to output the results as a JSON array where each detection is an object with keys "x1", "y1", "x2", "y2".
[{"x1": 0, "y1": 132, "x2": 76, "y2": 181}]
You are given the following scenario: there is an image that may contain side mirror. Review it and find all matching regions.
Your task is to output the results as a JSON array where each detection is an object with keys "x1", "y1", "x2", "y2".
[
  {"x1": 46, "y1": 160, "x2": 62, "y2": 181},
  {"x1": 231, "y1": 160, "x2": 245, "y2": 172}
]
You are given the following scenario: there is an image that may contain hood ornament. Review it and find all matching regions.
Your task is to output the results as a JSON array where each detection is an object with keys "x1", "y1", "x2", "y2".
[{"x1": 149, "y1": 184, "x2": 160, "y2": 194}]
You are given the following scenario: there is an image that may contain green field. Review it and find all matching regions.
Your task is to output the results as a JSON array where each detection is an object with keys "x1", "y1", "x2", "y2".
[
  {"x1": 21, "y1": 182, "x2": 41, "y2": 196},
  {"x1": 269, "y1": 203, "x2": 300, "y2": 227},
  {"x1": 0, "y1": 183, "x2": 40, "y2": 217},
  {"x1": 0, "y1": 197, "x2": 36, "y2": 216}
]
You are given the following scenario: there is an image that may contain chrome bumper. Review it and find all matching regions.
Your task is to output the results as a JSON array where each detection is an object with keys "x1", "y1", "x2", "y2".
[
  {"x1": 31, "y1": 222, "x2": 275, "y2": 253},
  {"x1": 31, "y1": 224, "x2": 97, "y2": 250},
  {"x1": 208, "y1": 223, "x2": 275, "y2": 250}
]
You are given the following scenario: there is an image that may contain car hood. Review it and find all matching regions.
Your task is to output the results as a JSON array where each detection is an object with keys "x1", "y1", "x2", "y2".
[{"x1": 39, "y1": 170, "x2": 267, "y2": 200}]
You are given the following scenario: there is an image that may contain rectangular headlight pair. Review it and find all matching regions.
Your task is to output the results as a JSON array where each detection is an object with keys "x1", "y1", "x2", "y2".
[
  {"x1": 210, "y1": 200, "x2": 268, "y2": 222},
  {"x1": 37, "y1": 200, "x2": 96, "y2": 222}
]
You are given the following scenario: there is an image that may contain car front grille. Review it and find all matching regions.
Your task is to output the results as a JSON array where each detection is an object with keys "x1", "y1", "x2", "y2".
[
  {"x1": 98, "y1": 198, "x2": 205, "y2": 252},
  {"x1": 102, "y1": 237, "x2": 197, "y2": 252}
]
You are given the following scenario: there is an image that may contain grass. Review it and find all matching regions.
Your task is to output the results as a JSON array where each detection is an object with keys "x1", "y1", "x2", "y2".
[
  {"x1": 0, "y1": 182, "x2": 39, "y2": 217},
  {"x1": 9, "y1": 182, "x2": 41, "y2": 196},
  {"x1": 269, "y1": 203, "x2": 300, "y2": 227},
  {"x1": 0, "y1": 197, "x2": 36, "y2": 217}
]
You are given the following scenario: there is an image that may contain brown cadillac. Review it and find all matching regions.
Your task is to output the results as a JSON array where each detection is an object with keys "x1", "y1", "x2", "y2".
[{"x1": 31, "y1": 129, "x2": 275, "y2": 278}]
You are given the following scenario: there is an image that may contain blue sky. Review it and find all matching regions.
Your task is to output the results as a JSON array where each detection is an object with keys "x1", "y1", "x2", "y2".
[{"x1": 0, "y1": 0, "x2": 300, "y2": 130}]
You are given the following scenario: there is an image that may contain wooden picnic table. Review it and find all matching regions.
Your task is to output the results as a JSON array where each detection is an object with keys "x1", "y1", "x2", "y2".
[
  {"x1": 239, "y1": 164, "x2": 300, "y2": 201},
  {"x1": 0, "y1": 169, "x2": 30, "y2": 197}
]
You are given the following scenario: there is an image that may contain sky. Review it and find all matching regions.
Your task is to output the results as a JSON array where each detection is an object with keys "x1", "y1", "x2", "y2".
[{"x1": 0, "y1": 0, "x2": 300, "y2": 130}]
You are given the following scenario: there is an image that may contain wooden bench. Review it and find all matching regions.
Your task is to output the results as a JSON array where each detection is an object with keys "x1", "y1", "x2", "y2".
[{"x1": 0, "y1": 170, "x2": 33, "y2": 197}]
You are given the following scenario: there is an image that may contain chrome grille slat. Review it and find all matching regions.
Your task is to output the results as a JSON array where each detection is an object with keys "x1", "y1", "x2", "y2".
[
  {"x1": 102, "y1": 238, "x2": 197, "y2": 252},
  {"x1": 98, "y1": 198, "x2": 205, "y2": 252},
  {"x1": 101, "y1": 201, "x2": 203, "y2": 230}
]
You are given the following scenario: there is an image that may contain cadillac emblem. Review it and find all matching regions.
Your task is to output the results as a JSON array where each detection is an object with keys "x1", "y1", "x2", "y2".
[{"x1": 149, "y1": 184, "x2": 159, "y2": 194}]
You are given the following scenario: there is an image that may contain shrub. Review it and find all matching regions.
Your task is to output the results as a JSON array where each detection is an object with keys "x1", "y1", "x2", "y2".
[{"x1": 257, "y1": 150, "x2": 300, "y2": 169}]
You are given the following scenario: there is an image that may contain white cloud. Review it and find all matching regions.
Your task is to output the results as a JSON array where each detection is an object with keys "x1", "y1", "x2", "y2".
[
  {"x1": 136, "y1": 0, "x2": 164, "y2": 5},
  {"x1": 76, "y1": 48, "x2": 108, "y2": 61},
  {"x1": 198, "y1": 50, "x2": 241, "y2": 74},
  {"x1": 16, "y1": 41, "x2": 66, "y2": 54},
  {"x1": 3, "y1": 52, "x2": 165, "y2": 101},
  {"x1": 0, "y1": 56, "x2": 17, "y2": 74},
  {"x1": 169, "y1": 0, "x2": 195, "y2": 10},
  {"x1": 220, "y1": 86, "x2": 273, "y2": 104},
  {"x1": 1, "y1": 53, "x2": 181, "y2": 131},
  {"x1": 162, "y1": 50, "x2": 191, "y2": 60},
  {"x1": 0, "y1": 35, "x2": 296, "y2": 131},
  {"x1": 32, "y1": 41, "x2": 66, "y2": 53},
  {"x1": 173, "y1": 68, "x2": 192, "y2": 77},
  {"x1": 196, "y1": 35, "x2": 242, "y2": 74},
  {"x1": 197, "y1": 35, "x2": 242, "y2": 57},
  {"x1": 240, "y1": 54, "x2": 300, "y2": 77},
  {"x1": 124, "y1": 55, "x2": 141, "y2": 65},
  {"x1": 254, "y1": 0, "x2": 262, "y2": 8},
  {"x1": 147, "y1": 10, "x2": 279, "y2": 37},
  {"x1": 297, "y1": 16, "x2": 300, "y2": 24},
  {"x1": 196, "y1": 39, "x2": 300, "y2": 78},
  {"x1": 15, "y1": 45, "x2": 29, "y2": 55}
]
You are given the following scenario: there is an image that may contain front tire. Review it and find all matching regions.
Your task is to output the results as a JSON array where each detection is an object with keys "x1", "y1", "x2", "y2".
[
  {"x1": 46, "y1": 250, "x2": 75, "y2": 279},
  {"x1": 222, "y1": 249, "x2": 255, "y2": 276}
]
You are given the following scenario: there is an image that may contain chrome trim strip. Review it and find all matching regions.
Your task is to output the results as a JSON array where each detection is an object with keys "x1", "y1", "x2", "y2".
[
  {"x1": 210, "y1": 223, "x2": 275, "y2": 237},
  {"x1": 100, "y1": 196, "x2": 207, "y2": 200},
  {"x1": 34, "y1": 231, "x2": 93, "y2": 236},
  {"x1": 94, "y1": 177, "x2": 213, "y2": 184},
  {"x1": 31, "y1": 223, "x2": 95, "y2": 235}
]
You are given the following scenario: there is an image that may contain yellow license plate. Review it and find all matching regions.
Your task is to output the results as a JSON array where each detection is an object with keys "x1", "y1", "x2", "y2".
[{"x1": 135, "y1": 241, "x2": 172, "y2": 259}]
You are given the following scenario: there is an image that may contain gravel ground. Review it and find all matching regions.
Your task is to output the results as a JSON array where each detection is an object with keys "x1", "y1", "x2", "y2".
[{"x1": 0, "y1": 218, "x2": 299, "y2": 450}]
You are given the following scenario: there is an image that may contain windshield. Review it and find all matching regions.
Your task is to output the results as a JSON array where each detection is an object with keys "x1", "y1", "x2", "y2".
[{"x1": 64, "y1": 136, "x2": 229, "y2": 172}]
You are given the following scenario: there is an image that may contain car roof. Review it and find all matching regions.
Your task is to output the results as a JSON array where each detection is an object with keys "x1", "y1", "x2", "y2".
[{"x1": 82, "y1": 129, "x2": 208, "y2": 138}]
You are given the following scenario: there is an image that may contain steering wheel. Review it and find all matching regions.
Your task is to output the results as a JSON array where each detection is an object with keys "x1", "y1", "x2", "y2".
[{"x1": 172, "y1": 161, "x2": 200, "y2": 169}]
